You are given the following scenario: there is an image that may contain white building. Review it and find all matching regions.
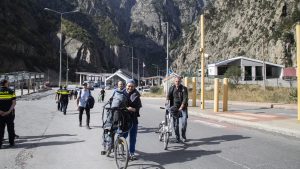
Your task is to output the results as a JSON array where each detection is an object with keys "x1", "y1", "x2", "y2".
[{"x1": 208, "y1": 56, "x2": 284, "y2": 81}]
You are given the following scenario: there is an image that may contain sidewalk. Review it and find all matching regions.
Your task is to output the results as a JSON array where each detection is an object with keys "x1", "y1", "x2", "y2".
[{"x1": 189, "y1": 107, "x2": 300, "y2": 139}]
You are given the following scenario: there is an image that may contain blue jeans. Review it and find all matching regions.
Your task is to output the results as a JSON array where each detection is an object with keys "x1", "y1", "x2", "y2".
[
  {"x1": 123, "y1": 122, "x2": 138, "y2": 155},
  {"x1": 173, "y1": 110, "x2": 188, "y2": 140}
]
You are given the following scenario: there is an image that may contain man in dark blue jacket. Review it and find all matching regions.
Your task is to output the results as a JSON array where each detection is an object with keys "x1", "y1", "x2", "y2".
[{"x1": 123, "y1": 79, "x2": 142, "y2": 160}]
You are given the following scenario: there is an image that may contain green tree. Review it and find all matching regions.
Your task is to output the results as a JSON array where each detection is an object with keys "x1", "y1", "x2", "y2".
[{"x1": 224, "y1": 66, "x2": 242, "y2": 85}]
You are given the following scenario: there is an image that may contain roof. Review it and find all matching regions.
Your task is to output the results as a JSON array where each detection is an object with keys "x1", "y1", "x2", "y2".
[
  {"x1": 105, "y1": 69, "x2": 138, "y2": 82},
  {"x1": 162, "y1": 72, "x2": 181, "y2": 82},
  {"x1": 75, "y1": 72, "x2": 112, "y2": 77},
  {"x1": 208, "y1": 56, "x2": 284, "y2": 68},
  {"x1": 142, "y1": 76, "x2": 164, "y2": 80}
]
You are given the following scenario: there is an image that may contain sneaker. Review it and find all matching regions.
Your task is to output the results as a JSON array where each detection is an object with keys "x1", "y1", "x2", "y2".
[
  {"x1": 130, "y1": 154, "x2": 138, "y2": 161},
  {"x1": 15, "y1": 134, "x2": 20, "y2": 139},
  {"x1": 175, "y1": 139, "x2": 181, "y2": 143},
  {"x1": 182, "y1": 138, "x2": 187, "y2": 142},
  {"x1": 86, "y1": 126, "x2": 91, "y2": 129}
]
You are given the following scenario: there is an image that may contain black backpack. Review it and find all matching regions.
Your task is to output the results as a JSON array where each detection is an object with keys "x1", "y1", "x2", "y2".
[{"x1": 80, "y1": 89, "x2": 95, "y2": 109}]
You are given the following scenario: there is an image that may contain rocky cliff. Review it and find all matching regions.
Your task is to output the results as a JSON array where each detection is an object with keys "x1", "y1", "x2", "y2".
[
  {"x1": 172, "y1": 0, "x2": 300, "y2": 75},
  {"x1": 1, "y1": 0, "x2": 299, "y2": 80}
]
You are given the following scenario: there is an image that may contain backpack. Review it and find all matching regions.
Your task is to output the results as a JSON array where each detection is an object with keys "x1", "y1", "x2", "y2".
[
  {"x1": 110, "y1": 90, "x2": 127, "y2": 108},
  {"x1": 79, "y1": 89, "x2": 95, "y2": 109}
]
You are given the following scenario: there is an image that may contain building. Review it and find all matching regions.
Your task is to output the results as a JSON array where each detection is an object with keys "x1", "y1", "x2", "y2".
[
  {"x1": 208, "y1": 56, "x2": 284, "y2": 81},
  {"x1": 75, "y1": 72, "x2": 112, "y2": 87},
  {"x1": 105, "y1": 69, "x2": 139, "y2": 87}
]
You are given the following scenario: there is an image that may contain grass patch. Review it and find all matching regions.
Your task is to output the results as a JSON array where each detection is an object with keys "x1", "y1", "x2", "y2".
[{"x1": 203, "y1": 85, "x2": 296, "y2": 103}]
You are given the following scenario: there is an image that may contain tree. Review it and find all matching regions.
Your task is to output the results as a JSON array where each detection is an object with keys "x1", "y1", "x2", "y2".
[{"x1": 224, "y1": 66, "x2": 242, "y2": 85}]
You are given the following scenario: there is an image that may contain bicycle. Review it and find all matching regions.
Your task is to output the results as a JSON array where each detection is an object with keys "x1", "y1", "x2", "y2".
[
  {"x1": 101, "y1": 106, "x2": 132, "y2": 169},
  {"x1": 158, "y1": 106, "x2": 176, "y2": 150}
]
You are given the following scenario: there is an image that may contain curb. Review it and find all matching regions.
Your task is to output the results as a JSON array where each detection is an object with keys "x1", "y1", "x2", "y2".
[{"x1": 189, "y1": 111, "x2": 300, "y2": 139}]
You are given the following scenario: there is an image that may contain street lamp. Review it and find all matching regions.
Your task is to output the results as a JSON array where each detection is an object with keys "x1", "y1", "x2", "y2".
[
  {"x1": 44, "y1": 8, "x2": 79, "y2": 87},
  {"x1": 122, "y1": 45, "x2": 134, "y2": 78},
  {"x1": 132, "y1": 57, "x2": 140, "y2": 86},
  {"x1": 162, "y1": 22, "x2": 169, "y2": 77}
]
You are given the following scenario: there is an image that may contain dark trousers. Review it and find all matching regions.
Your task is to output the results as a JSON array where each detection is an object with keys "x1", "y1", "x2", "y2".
[
  {"x1": 57, "y1": 101, "x2": 61, "y2": 111},
  {"x1": 61, "y1": 101, "x2": 69, "y2": 114},
  {"x1": 173, "y1": 110, "x2": 188, "y2": 140},
  {"x1": 0, "y1": 113, "x2": 15, "y2": 146},
  {"x1": 101, "y1": 95, "x2": 105, "y2": 102},
  {"x1": 123, "y1": 122, "x2": 138, "y2": 155},
  {"x1": 79, "y1": 107, "x2": 90, "y2": 125}
]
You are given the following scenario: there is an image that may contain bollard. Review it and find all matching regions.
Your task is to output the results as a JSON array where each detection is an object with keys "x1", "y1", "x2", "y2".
[
  {"x1": 296, "y1": 23, "x2": 300, "y2": 121},
  {"x1": 223, "y1": 78, "x2": 228, "y2": 112},
  {"x1": 184, "y1": 77, "x2": 189, "y2": 87},
  {"x1": 192, "y1": 77, "x2": 196, "y2": 107},
  {"x1": 214, "y1": 78, "x2": 219, "y2": 112}
]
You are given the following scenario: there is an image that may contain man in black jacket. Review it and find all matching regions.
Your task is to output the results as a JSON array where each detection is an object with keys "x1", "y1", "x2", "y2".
[
  {"x1": 166, "y1": 76, "x2": 188, "y2": 142},
  {"x1": 123, "y1": 79, "x2": 142, "y2": 160}
]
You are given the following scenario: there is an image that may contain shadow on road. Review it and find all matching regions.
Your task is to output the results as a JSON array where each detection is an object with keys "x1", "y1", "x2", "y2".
[
  {"x1": 128, "y1": 163, "x2": 166, "y2": 169},
  {"x1": 135, "y1": 135, "x2": 250, "y2": 166},
  {"x1": 10, "y1": 134, "x2": 84, "y2": 149},
  {"x1": 138, "y1": 126, "x2": 159, "y2": 134}
]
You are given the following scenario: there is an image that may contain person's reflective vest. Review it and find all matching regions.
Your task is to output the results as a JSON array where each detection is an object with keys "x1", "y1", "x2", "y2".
[{"x1": 0, "y1": 90, "x2": 16, "y2": 99}]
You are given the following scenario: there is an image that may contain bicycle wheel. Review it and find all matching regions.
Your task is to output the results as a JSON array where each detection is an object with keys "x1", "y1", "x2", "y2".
[
  {"x1": 114, "y1": 137, "x2": 129, "y2": 169},
  {"x1": 163, "y1": 131, "x2": 169, "y2": 150}
]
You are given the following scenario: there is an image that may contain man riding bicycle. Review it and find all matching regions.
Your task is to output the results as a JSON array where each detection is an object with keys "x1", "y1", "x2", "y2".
[{"x1": 166, "y1": 76, "x2": 188, "y2": 143}]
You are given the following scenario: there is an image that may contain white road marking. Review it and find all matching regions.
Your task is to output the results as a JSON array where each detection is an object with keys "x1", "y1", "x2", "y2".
[
  {"x1": 193, "y1": 120, "x2": 226, "y2": 128},
  {"x1": 216, "y1": 154, "x2": 252, "y2": 169}
]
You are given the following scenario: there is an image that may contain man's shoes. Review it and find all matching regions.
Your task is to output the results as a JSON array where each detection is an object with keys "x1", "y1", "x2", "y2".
[
  {"x1": 130, "y1": 154, "x2": 138, "y2": 161},
  {"x1": 15, "y1": 134, "x2": 20, "y2": 139},
  {"x1": 0, "y1": 144, "x2": 2, "y2": 149},
  {"x1": 175, "y1": 138, "x2": 181, "y2": 143},
  {"x1": 86, "y1": 125, "x2": 91, "y2": 129},
  {"x1": 182, "y1": 138, "x2": 187, "y2": 142},
  {"x1": 79, "y1": 123, "x2": 82, "y2": 127},
  {"x1": 9, "y1": 143, "x2": 15, "y2": 147}
]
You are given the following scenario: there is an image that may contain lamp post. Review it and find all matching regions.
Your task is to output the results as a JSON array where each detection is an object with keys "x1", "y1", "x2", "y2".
[
  {"x1": 132, "y1": 57, "x2": 140, "y2": 86},
  {"x1": 44, "y1": 8, "x2": 79, "y2": 87},
  {"x1": 123, "y1": 45, "x2": 134, "y2": 78},
  {"x1": 162, "y1": 22, "x2": 169, "y2": 95}
]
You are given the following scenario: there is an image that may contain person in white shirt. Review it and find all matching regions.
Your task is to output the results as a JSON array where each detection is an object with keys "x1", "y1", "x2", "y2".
[{"x1": 76, "y1": 83, "x2": 91, "y2": 129}]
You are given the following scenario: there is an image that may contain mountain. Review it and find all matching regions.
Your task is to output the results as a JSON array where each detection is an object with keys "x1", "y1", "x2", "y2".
[
  {"x1": 172, "y1": 0, "x2": 300, "y2": 75},
  {"x1": 0, "y1": 0, "x2": 298, "y2": 81}
]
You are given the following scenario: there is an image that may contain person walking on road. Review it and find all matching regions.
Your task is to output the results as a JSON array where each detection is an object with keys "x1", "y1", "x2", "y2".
[
  {"x1": 76, "y1": 83, "x2": 92, "y2": 129},
  {"x1": 60, "y1": 86, "x2": 70, "y2": 115},
  {"x1": 123, "y1": 79, "x2": 142, "y2": 160},
  {"x1": 166, "y1": 76, "x2": 188, "y2": 143},
  {"x1": 0, "y1": 79, "x2": 17, "y2": 149},
  {"x1": 100, "y1": 88, "x2": 105, "y2": 102},
  {"x1": 55, "y1": 86, "x2": 63, "y2": 111}
]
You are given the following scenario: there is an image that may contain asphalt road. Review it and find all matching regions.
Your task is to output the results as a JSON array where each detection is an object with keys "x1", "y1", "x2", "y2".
[{"x1": 0, "y1": 89, "x2": 300, "y2": 169}]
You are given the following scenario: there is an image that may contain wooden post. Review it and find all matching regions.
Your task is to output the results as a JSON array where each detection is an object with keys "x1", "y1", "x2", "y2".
[
  {"x1": 192, "y1": 77, "x2": 196, "y2": 107},
  {"x1": 184, "y1": 77, "x2": 189, "y2": 87},
  {"x1": 296, "y1": 23, "x2": 300, "y2": 121},
  {"x1": 223, "y1": 78, "x2": 228, "y2": 112},
  {"x1": 214, "y1": 78, "x2": 219, "y2": 112}
]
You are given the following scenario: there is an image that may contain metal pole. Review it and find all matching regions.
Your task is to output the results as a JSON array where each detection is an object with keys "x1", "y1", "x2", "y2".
[
  {"x1": 137, "y1": 58, "x2": 140, "y2": 86},
  {"x1": 66, "y1": 56, "x2": 69, "y2": 86},
  {"x1": 296, "y1": 23, "x2": 300, "y2": 121},
  {"x1": 166, "y1": 22, "x2": 169, "y2": 78},
  {"x1": 200, "y1": 15, "x2": 205, "y2": 110},
  {"x1": 262, "y1": 38, "x2": 266, "y2": 90},
  {"x1": 59, "y1": 14, "x2": 62, "y2": 87},
  {"x1": 192, "y1": 77, "x2": 196, "y2": 107},
  {"x1": 131, "y1": 47, "x2": 134, "y2": 79}
]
